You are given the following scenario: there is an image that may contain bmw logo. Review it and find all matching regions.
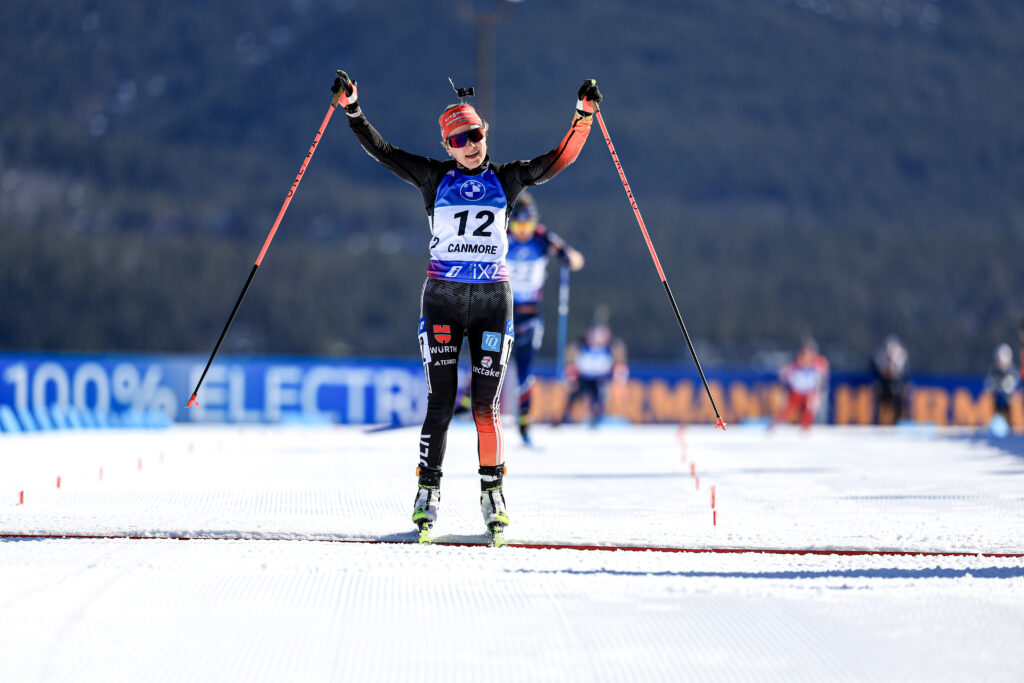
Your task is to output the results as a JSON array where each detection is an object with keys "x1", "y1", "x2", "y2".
[{"x1": 459, "y1": 179, "x2": 486, "y2": 201}]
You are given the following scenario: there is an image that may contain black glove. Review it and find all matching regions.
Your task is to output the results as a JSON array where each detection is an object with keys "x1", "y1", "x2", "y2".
[
  {"x1": 331, "y1": 71, "x2": 353, "y2": 95},
  {"x1": 576, "y1": 79, "x2": 601, "y2": 116},
  {"x1": 331, "y1": 70, "x2": 358, "y2": 110},
  {"x1": 577, "y1": 79, "x2": 602, "y2": 104}
]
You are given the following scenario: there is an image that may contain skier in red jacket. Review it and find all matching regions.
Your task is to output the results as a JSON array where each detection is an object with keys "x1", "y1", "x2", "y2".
[{"x1": 771, "y1": 339, "x2": 829, "y2": 430}]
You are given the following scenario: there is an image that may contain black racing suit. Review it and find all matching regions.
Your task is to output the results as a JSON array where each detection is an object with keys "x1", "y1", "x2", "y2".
[{"x1": 344, "y1": 103, "x2": 593, "y2": 486}]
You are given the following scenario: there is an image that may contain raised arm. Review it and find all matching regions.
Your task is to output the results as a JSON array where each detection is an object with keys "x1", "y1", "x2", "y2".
[
  {"x1": 333, "y1": 71, "x2": 441, "y2": 189},
  {"x1": 509, "y1": 80, "x2": 603, "y2": 188}
]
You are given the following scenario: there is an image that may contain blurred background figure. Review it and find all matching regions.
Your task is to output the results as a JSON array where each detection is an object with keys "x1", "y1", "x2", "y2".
[
  {"x1": 1018, "y1": 315, "x2": 1024, "y2": 388},
  {"x1": 506, "y1": 191, "x2": 584, "y2": 446},
  {"x1": 770, "y1": 338, "x2": 829, "y2": 431},
  {"x1": 985, "y1": 342, "x2": 1018, "y2": 436},
  {"x1": 871, "y1": 335, "x2": 909, "y2": 425},
  {"x1": 559, "y1": 319, "x2": 628, "y2": 428}
]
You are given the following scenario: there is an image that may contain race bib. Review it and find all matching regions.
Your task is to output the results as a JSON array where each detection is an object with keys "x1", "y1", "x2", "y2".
[{"x1": 428, "y1": 169, "x2": 509, "y2": 283}]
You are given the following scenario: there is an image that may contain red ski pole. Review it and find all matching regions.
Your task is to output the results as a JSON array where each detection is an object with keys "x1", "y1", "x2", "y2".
[
  {"x1": 593, "y1": 107, "x2": 726, "y2": 430},
  {"x1": 186, "y1": 80, "x2": 347, "y2": 408}
]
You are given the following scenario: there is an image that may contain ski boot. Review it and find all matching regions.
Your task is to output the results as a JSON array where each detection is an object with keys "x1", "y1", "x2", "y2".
[
  {"x1": 480, "y1": 465, "x2": 510, "y2": 548},
  {"x1": 518, "y1": 415, "x2": 533, "y2": 447},
  {"x1": 412, "y1": 466, "x2": 442, "y2": 544},
  {"x1": 487, "y1": 522, "x2": 508, "y2": 548}
]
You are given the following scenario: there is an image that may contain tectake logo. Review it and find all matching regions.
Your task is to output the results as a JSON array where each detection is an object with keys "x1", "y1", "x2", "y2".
[
  {"x1": 481, "y1": 356, "x2": 492, "y2": 368},
  {"x1": 459, "y1": 179, "x2": 486, "y2": 201},
  {"x1": 433, "y1": 325, "x2": 452, "y2": 344}
]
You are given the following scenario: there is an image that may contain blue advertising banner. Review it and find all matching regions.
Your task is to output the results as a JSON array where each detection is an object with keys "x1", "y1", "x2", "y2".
[
  {"x1": 0, "y1": 353, "x2": 428, "y2": 427},
  {"x1": 0, "y1": 352, "x2": 1003, "y2": 430}
]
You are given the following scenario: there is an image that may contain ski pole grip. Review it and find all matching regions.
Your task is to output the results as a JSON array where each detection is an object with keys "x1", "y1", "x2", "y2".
[{"x1": 332, "y1": 70, "x2": 354, "y2": 106}]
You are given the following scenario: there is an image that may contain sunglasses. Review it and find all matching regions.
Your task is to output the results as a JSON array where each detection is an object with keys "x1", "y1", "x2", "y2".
[
  {"x1": 447, "y1": 128, "x2": 484, "y2": 149},
  {"x1": 510, "y1": 220, "x2": 536, "y2": 231}
]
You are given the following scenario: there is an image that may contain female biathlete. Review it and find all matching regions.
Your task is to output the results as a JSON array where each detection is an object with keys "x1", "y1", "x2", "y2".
[
  {"x1": 506, "y1": 191, "x2": 584, "y2": 446},
  {"x1": 331, "y1": 72, "x2": 602, "y2": 544}
]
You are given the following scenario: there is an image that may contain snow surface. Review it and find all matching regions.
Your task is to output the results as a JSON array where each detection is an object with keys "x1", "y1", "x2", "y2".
[{"x1": 2, "y1": 422, "x2": 1023, "y2": 682}]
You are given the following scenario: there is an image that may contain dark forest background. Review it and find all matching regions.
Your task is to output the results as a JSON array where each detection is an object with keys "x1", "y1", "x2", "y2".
[{"x1": 2, "y1": 0, "x2": 1023, "y2": 373}]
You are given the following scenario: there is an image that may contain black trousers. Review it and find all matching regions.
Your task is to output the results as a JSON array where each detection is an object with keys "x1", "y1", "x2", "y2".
[
  {"x1": 563, "y1": 378, "x2": 608, "y2": 424},
  {"x1": 417, "y1": 278, "x2": 513, "y2": 475}
]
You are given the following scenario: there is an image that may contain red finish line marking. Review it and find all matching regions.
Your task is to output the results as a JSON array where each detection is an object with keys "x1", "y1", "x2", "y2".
[{"x1": 1, "y1": 532, "x2": 1021, "y2": 558}]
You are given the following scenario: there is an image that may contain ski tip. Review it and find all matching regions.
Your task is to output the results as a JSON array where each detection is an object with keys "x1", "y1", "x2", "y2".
[
  {"x1": 186, "y1": 394, "x2": 199, "y2": 408},
  {"x1": 714, "y1": 417, "x2": 727, "y2": 431}
]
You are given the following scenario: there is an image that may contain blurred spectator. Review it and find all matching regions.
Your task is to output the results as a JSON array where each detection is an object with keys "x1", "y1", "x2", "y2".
[
  {"x1": 770, "y1": 338, "x2": 829, "y2": 431},
  {"x1": 558, "y1": 321, "x2": 628, "y2": 427},
  {"x1": 871, "y1": 335, "x2": 909, "y2": 425},
  {"x1": 985, "y1": 343, "x2": 1019, "y2": 424},
  {"x1": 1018, "y1": 315, "x2": 1024, "y2": 386}
]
